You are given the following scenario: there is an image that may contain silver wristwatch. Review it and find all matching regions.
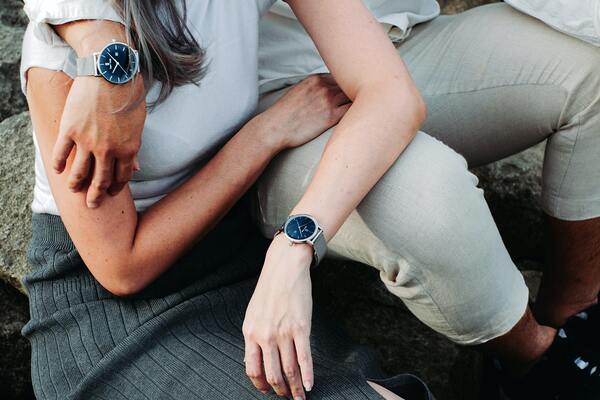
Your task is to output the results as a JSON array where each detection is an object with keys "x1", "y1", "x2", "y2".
[
  {"x1": 275, "y1": 214, "x2": 327, "y2": 268},
  {"x1": 77, "y1": 40, "x2": 140, "y2": 85}
]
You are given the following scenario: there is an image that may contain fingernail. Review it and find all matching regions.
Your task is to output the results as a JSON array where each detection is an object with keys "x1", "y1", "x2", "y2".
[
  {"x1": 304, "y1": 383, "x2": 312, "y2": 392},
  {"x1": 87, "y1": 202, "x2": 98, "y2": 209},
  {"x1": 295, "y1": 397, "x2": 303, "y2": 400}
]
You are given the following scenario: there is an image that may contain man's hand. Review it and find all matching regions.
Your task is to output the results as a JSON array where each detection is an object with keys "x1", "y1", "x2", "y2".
[
  {"x1": 54, "y1": 75, "x2": 145, "y2": 208},
  {"x1": 243, "y1": 234, "x2": 315, "y2": 399}
]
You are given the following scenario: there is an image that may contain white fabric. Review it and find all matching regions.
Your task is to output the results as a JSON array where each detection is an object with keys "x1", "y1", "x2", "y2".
[
  {"x1": 258, "y1": 0, "x2": 440, "y2": 93},
  {"x1": 21, "y1": 0, "x2": 277, "y2": 215},
  {"x1": 505, "y1": 0, "x2": 600, "y2": 46}
]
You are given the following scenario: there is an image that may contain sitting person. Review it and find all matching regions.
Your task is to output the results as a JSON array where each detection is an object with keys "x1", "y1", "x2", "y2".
[
  {"x1": 21, "y1": 0, "x2": 433, "y2": 399},
  {"x1": 21, "y1": 0, "x2": 600, "y2": 399}
]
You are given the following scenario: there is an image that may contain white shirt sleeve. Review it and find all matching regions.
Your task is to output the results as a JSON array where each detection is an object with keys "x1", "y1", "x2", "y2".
[
  {"x1": 504, "y1": 0, "x2": 600, "y2": 46},
  {"x1": 23, "y1": 0, "x2": 123, "y2": 48}
]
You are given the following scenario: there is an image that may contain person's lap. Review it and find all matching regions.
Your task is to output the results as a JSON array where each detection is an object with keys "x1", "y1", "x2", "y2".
[{"x1": 252, "y1": 2, "x2": 600, "y2": 344}]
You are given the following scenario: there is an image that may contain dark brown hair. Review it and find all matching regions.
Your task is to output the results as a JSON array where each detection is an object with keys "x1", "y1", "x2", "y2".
[{"x1": 113, "y1": 0, "x2": 207, "y2": 105}]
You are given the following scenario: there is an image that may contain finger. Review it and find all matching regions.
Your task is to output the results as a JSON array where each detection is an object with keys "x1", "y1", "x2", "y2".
[
  {"x1": 108, "y1": 158, "x2": 134, "y2": 196},
  {"x1": 332, "y1": 91, "x2": 351, "y2": 106},
  {"x1": 330, "y1": 103, "x2": 352, "y2": 124},
  {"x1": 316, "y1": 73, "x2": 334, "y2": 84},
  {"x1": 263, "y1": 344, "x2": 290, "y2": 397},
  {"x1": 294, "y1": 332, "x2": 314, "y2": 392},
  {"x1": 133, "y1": 156, "x2": 141, "y2": 172},
  {"x1": 86, "y1": 156, "x2": 115, "y2": 209},
  {"x1": 67, "y1": 147, "x2": 92, "y2": 193},
  {"x1": 280, "y1": 340, "x2": 305, "y2": 400},
  {"x1": 244, "y1": 341, "x2": 270, "y2": 394},
  {"x1": 52, "y1": 134, "x2": 75, "y2": 173}
]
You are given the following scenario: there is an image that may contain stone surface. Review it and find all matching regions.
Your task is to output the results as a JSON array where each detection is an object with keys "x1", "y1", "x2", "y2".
[
  {"x1": 0, "y1": 112, "x2": 33, "y2": 293},
  {"x1": 0, "y1": 1, "x2": 547, "y2": 400},
  {"x1": 439, "y1": 0, "x2": 499, "y2": 14},
  {"x1": 474, "y1": 143, "x2": 546, "y2": 265},
  {"x1": 0, "y1": 0, "x2": 27, "y2": 122},
  {"x1": 0, "y1": 281, "x2": 34, "y2": 400}
]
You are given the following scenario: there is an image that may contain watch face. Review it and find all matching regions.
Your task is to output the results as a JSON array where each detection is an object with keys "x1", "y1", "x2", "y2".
[
  {"x1": 98, "y1": 42, "x2": 138, "y2": 84},
  {"x1": 284, "y1": 215, "x2": 317, "y2": 241}
]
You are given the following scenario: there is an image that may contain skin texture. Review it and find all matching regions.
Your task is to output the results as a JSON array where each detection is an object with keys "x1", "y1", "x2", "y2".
[
  {"x1": 44, "y1": 1, "x2": 424, "y2": 398},
  {"x1": 534, "y1": 216, "x2": 600, "y2": 327},
  {"x1": 242, "y1": 1, "x2": 425, "y2": 398},
  {"x1": 53, "y1": 20, "x2": 144, "y2": 207},
  {"x1": 27, "y1": 69, "x2": 351, "y2": 297}
]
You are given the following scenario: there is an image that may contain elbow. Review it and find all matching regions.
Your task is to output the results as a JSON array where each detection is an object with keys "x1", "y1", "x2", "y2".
[
  {"x1": 92, "y1": 261, "x2": 148, "y2": 297},
  {"x1": 102, "y1": 278, "x2": 144, "y2": 298},
  {"x1": 413, "y1": 92, "x2": 428, "y2": 129}
]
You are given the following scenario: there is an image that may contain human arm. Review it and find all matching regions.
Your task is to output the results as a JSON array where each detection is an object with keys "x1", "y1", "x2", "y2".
[
  {"x1": 52, "y1": 20, "x2": 145, "y2": 206},
  {"x1": 242, "y1": 1, "x2": 426, "y2": 398},
  {"x1": 26, "y1": 67, "x2": 350, "y2": 296},
  {"x1": 22, "y1": 0, "x2": 141, "y2": 205}
]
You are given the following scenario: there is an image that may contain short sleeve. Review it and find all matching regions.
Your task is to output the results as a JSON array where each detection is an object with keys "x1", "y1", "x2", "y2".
[
  {"x1": 505, "y1": 0, "x2": 600, "y2": 46},
  {"x1": 23, "y1": 0, "x2": 123, "y2": 48}
]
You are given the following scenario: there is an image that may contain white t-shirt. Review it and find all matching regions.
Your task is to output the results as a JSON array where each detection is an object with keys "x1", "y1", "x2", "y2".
[
  {"x1": 22, "y1": 0, "x2": 277, "y2": 214},
  {"x1": 505, "y1": 0, "x2": 600, "y2": 47},
  {"x1": 258, "y1": 0, "x2": 440, "y2": 93},
  {"x1": 21, "y1": 0, "x2": 440, "y2": 215}
]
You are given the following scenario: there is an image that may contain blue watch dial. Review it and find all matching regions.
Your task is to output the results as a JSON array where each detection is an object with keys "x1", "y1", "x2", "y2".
[
  {"x1": 285, "y1": 215, "x2": 317, "y2": 240},
  {"x1": 98, "y1": 42, "x2": 138, "y2": 85}
]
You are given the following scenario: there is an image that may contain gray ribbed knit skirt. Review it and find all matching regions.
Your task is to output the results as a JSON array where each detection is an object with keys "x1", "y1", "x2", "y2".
[{"x1": 22, "y1": 200, "x2": 433, "y2": 400}]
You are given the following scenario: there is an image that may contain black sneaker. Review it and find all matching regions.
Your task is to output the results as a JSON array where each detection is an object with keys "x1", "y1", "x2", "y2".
[
  {"x1": 562, "y1": 303, "x2": 600, "y2": 350},
  {"x1": 484, "y1": 328, "x2": 600, "y2": 400}
]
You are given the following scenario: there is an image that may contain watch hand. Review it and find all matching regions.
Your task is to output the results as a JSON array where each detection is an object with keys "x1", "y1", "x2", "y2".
[{"x1": 107, "y1": 53, "x2": 128, "y2": 73}]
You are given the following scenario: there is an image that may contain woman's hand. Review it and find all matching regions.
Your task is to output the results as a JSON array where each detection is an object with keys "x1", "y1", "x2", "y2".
[
  {"x1": 53, "y1": 75, "x2": 146, "y2": 208},
  {"x1": 261, "y1": 74, "x2": 351, "y2": 150},
  {"x1": 243, "y1": 234, "x2": 314, "y2": 399}
]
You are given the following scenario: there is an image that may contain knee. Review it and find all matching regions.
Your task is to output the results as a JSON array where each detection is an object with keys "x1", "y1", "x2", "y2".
[{"x1": 373, "y1": 133, "x2": 482, "y2": 245}]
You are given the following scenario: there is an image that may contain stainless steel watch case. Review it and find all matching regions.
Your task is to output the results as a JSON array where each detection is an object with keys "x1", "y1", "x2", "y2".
[
  {"x1": 76, "y1": 40, "x2": 140, "y2": 84},
  {"x1": 275, "y1": 214, "x2": 327, "y2": 268}
]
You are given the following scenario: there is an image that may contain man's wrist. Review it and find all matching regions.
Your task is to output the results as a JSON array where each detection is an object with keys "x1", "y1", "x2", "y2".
[{"x1": 249, "y1": 112, "x2": 288, "y2": 155}]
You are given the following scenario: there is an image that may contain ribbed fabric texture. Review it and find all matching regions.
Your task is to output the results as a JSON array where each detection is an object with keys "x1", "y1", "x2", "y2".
[{"x1": 22, "y1": 205, "x2": 433, "y2": 400}]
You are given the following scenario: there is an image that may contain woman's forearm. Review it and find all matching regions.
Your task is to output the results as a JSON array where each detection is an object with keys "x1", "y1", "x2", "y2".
[
  {"x1": 54, "y1": 20, "x2": 128, "y2": 56},
  {"x1": 290, "y1": 82, "x2": 426, "y2": 241},
  {"x1": 123, "y1": 116, "x2": 280, "y2": 291},
  {"x1": 27, "y1": 68, "x2": 281, "y2": 296}
]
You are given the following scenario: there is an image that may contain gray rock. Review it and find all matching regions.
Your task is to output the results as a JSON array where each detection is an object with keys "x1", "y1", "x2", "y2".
[
  {"x1": 439, "y1": 0, "x2": 499, "y2": 14},
  {"x1": 473, "y1": 143, "x2": 546, "y2": 265},
  {"x1": 0, "y1": 280, "x2": 34, "y2": 400},
  {"x1": 0, "y1": 0, "x2": 27, "y2": 122},
  {"x1": 0, "y1": 112, "x2": 33, "y2": 294}
]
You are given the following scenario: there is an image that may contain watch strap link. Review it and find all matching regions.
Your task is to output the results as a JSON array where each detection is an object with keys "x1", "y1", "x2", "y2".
[
  {"x1": 309, "y1": 228, "x2": 327, "y2": 268},
  {"x1": 77, "y1": 54, "x2": 100, "y2": 77}
]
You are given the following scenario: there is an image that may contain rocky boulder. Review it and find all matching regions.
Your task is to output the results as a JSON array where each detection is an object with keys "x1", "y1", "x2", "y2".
[
  {"x1": 0, "y1": 112, "x2": 33, "y2": 293},
  {"x1": 0, "y1": 0, "x2": 27, "y2": 122}
]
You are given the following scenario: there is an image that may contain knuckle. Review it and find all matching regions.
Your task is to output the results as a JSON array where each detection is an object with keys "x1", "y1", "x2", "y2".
[
  {"x1": 305, "y1": 75, "x2": 321, "y2": 85},
  {"x1": 246, "y1": 368, "x2": 262, "y2": 380},
  {"x1": 93, "y1": 180, "x2": 110, "y2": 191},
  {"x1": 70, "y1": 172, "x2": 85, "y2": 182},
  {"x1": 259, "y1": 330, "x2": 276, "y2": 344},
  {"x1": 295, "y1": 321, "x2": 309, "y2": 333},
  {"x1": 266, "y1": 376, "x2": 283, "y2": 387},
  {"x1": 283, "y1": 368, "x2": 297, "y2": 379}
]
